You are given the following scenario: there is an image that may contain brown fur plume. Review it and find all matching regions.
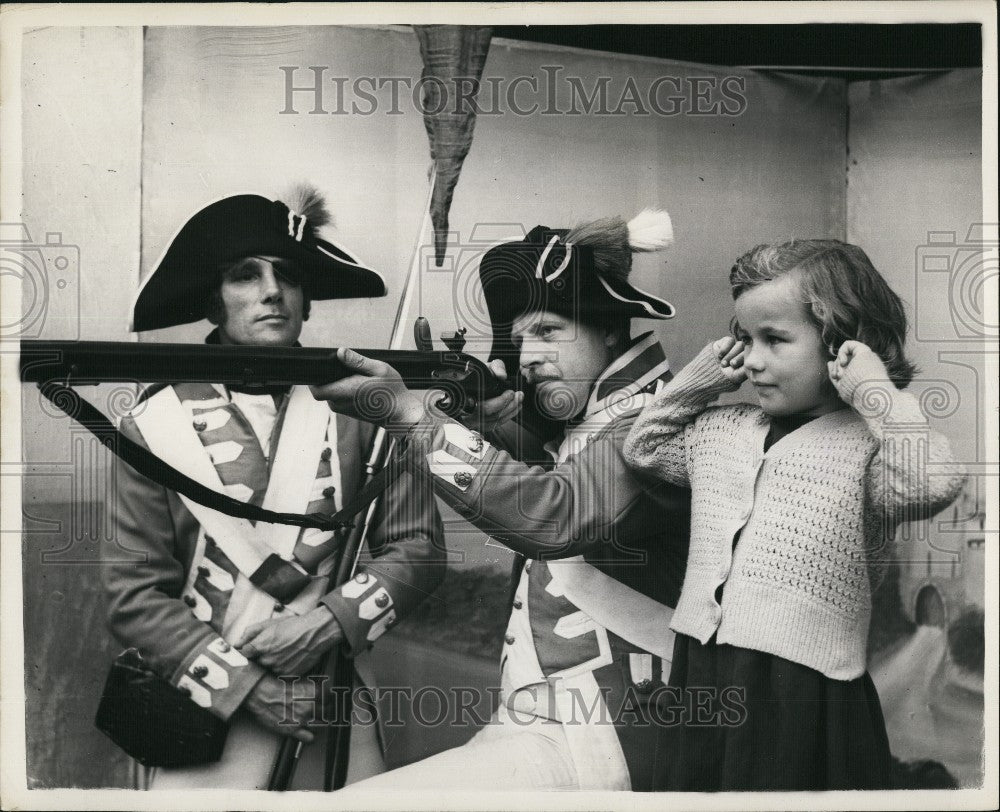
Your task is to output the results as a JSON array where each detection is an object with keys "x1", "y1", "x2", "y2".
[{"x1": 564, "y1": 216, "x2": 632, "y2": 281}]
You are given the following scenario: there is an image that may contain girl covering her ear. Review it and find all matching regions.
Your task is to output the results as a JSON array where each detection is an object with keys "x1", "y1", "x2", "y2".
[{"x1": 623, "y1": 239, "x2": 966, "y2": 791}]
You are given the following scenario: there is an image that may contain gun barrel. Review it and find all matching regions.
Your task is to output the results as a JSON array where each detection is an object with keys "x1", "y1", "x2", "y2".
[{"x1": 18, "y1": 340, "x2": 508, "y2": 402}]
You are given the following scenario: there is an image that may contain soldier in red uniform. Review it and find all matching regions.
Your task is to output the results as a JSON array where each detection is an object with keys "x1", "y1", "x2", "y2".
[
  {"x1": 102, "y1": 188, "x2": 445, "y2": 789},
  {"x1": 313, "y1": 211, "x2": 691, "y2": 791}
]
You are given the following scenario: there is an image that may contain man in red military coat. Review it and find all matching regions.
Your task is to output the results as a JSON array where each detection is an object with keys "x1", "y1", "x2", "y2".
[
  {"x1": 103, "y1": 187, "x2": 444, "y2": 789},
  {"x1": 313, "y1": 210, "x2": 691, "y2": 791}
]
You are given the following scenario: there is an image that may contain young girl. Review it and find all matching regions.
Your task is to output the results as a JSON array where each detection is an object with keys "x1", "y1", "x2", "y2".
[{"x1": 623, "y1": 239, "x2": 967, "y2": 791}]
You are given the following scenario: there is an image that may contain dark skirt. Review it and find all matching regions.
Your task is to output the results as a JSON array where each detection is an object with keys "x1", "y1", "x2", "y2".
[{"x1": 654, "y1": 633, "x2": 893, "y2": 791}]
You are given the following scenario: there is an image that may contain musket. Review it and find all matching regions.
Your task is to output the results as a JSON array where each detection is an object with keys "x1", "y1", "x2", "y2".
[{"x1": 19, "y1": 339, "x2": 506, "y2": 417}]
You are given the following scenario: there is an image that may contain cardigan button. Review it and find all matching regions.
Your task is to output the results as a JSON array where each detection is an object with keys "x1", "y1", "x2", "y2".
[
  {"x1": 504, "y1": 634, "x2": 515, "y2": 646},
  {"x1": 512, "y1": 599, "x2": 523, "y2": 610}
]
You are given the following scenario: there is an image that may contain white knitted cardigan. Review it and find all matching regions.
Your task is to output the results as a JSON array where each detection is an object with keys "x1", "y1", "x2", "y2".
[{"x1": 623, "y1": 344, "x2": 966, "y2": 680}]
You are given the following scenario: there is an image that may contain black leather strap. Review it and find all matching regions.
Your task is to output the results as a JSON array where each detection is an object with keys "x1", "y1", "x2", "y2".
[{"x1": 38, "y1": 380, "x2": 395, "y2": 533}]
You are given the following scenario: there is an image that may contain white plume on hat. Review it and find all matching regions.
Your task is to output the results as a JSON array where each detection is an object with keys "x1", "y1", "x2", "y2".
[
  {"x1": 283, "y1": 183, "x2": 333, "y2": 233},
  {"x1": 627, "y1": 209, "x2": 674, "y2": 252},
  {"x1": 565, "y1": 208, "x2": 674, "y2": 283}
]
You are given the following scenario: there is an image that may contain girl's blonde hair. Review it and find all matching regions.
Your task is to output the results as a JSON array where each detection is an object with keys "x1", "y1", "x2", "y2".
[{"x1": 729, "y1": 239, "x2": 917, "y2": 387}]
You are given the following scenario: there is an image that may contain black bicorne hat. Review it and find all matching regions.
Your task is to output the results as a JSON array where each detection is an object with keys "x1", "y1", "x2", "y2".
[
  {"x1": 478, "y1": 213, "x2": 676, "y2": 376},
  {"x1": 131, "y1": 191, "x2": 386, "y2": 332}
]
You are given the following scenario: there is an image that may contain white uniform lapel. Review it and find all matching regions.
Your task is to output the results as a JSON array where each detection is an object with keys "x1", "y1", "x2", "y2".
[
  {"x1": 258, "y1": 386, "x2": 338, "y2": 559},
  {"x1": 132, "y1": 387, "x2": 274, "y2": 578}
]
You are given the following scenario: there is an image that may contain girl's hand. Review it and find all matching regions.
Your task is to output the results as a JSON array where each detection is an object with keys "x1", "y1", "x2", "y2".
[
  {"x1": 713, "y1": 336, "x2": 749, "y2": 386},
  {"x1": 828, "y1": 340, "x2": 892, "y2": 404}
]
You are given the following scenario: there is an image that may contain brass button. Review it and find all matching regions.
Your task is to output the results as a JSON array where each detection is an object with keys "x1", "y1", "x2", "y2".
[
  {"x1": 193, "y1": 420, "x2": 207, "y2": 432},
  {"x1": 322, "y1": 486, "x2": 336, "y2": 499},
  {"x1": 468, "y1": 436, "x2": 484, "y2": 453},
  {"x1": 354, "y1": 571, "x2": 369, "y2": 584},
  {"x1": 320, "y1": 447, "x2": 332, "y2": 462},
  {"x1": 504, "y1": 634, "x2": 515, "y2": 645},
  {"x1": 385, "y1": 616, "x2": 396, "y2": 628},
  {"x1": 453, "y1": 470, "x2": 473, "y2": 488},
  {"x1": 183, "y1": 595, "x2": 197, "y2": 608},
  {"x1": 375, "y1": 593, "x2": 390, "y2": 609},
  {"x1": 192, "y1": 665, "x2": 209, "y2": 679},
  {"x1": 512, "y1": 599, "x2": 523, "y2": 610},
  {"x1": 217, "y1": 641, "x2": 231, "y2": 653}
]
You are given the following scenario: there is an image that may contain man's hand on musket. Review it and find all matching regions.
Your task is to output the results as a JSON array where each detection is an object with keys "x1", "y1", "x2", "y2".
[
  {"x1": 311, "y1": 348, "x2": 427, "y2": 433},
  {"x1": 243, "y1": 673, "x2": 318, "y2": 743},
  {"x1": 235, "y1": 605, "x2": 344, "y2": 676},
  {"x1": 312, "y1": 349, "x2": 522, "y2": 436},
  {"x1": 461, "y1": 359, "x2": 523, "y2": 435}
]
